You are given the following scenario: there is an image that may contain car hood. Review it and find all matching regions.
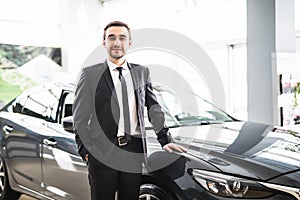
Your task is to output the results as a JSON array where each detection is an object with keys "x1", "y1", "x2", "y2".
[{"x1": 173, "y1": 121, "x2": 300, "y2": 183}]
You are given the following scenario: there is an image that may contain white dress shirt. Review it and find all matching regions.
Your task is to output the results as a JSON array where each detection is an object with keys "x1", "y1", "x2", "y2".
[{"x1": 107, "y1": 59, "x2": 139, "y2": 136}]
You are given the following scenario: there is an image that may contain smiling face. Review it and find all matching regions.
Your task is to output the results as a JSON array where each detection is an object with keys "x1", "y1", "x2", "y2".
[{"x1": 103, "y1": 26, "x2": 132, "y2": 63}]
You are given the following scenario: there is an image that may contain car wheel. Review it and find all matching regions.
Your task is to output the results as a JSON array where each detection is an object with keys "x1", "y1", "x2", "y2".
[
  {"x1": 0, "y1": 157, "x2": 21, "y2": 200},
  {"x1": 139, "y1": 184, "x2": 175, "y2": 200}
]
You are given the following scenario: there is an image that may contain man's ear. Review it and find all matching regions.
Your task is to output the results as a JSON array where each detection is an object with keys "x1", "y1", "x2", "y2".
[
  {"x1": 102, "y1": 40, "x2": 106, "y2": 46},
  {"x1": 129, "y1": 40, "x2": 132, "y2": 46}
]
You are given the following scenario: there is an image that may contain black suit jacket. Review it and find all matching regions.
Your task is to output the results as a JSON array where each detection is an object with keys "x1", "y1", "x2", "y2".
[{"x1": 72, "y1": 61, "x2": 172, "y2": 161}]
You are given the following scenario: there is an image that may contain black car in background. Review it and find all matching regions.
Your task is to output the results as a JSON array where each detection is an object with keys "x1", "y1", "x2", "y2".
[{"x1": 0, "y1": 82, "x2": 300, "y2": 200}]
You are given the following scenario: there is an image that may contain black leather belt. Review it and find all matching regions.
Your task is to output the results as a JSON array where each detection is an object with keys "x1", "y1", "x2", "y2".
[{"x1": 117, "y1": 136, "x2": 129, "y2": 146}]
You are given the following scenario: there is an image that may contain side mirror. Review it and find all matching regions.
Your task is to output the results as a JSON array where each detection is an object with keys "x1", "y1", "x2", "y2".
[{"x1": 62, "y1": 116, "x2": 74, "y2": 133}]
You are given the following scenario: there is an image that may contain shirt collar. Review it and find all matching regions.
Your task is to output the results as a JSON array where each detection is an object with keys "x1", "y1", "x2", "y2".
[{"x1": 106, "y1": 59, "x2": 128, "y2": 72}]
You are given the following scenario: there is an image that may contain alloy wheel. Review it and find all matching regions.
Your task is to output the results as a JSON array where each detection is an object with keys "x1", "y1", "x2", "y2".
[
  {"x1": 0, "y1": 159, "x2": 5, "y2": 196},
  {"x1": 139, "y1": 193, "x2": 160, "y2": 200}
]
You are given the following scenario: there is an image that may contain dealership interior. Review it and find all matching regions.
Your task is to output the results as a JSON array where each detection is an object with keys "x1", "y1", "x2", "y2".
[{"x1": 0, "y1": 0, "x2": 300, "y2": 200}]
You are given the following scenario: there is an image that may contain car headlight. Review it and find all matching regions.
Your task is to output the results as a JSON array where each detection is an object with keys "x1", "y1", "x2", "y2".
[{"x1": 190, "y1": 169, "x2": 273, "y2": 198}]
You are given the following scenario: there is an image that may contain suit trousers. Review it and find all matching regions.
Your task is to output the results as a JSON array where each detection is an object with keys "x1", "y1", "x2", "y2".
[{"x1": 87, "y1": 137, "x2": 144, "y2": 200}]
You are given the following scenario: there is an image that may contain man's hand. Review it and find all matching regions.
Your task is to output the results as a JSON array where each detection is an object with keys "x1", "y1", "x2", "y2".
[{"x1": 163, "y1": 143, "x2": 187, "y2": 153}]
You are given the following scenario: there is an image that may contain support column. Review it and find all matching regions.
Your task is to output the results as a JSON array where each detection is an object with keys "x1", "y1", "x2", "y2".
[{"x1": 247, "y1": 0, "x2": 295, "y2": 125}]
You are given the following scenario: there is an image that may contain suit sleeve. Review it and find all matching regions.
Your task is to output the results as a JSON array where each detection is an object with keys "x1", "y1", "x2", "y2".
[
  {"x1": 72, "y1": 68, "x2": 92, "y2": 160},
  {"x1": 144, "y1": 68, "x2": 174, "y2": 147}
]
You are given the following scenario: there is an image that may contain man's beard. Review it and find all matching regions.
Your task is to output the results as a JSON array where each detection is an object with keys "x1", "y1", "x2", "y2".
[
  {"x1": 109, "y1": 49, "x2": 125, "y2": 59},
  {"x1": 111, "y1": 54, "x2": 124, "y2": 59}
]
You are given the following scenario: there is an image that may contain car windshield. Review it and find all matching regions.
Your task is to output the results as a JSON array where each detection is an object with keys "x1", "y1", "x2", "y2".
[{"x1": 146, "y1": 84, "x2": 235, "y2": 128}]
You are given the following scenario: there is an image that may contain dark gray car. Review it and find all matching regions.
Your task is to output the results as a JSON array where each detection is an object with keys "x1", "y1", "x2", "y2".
[{"x1": 0, "y1": 82, "x2": 300, "y2": 200}]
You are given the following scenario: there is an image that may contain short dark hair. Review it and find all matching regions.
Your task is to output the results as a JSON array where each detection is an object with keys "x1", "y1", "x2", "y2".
[{"x1": 103, "y1": 21, "x2": 131, "y2": 40}]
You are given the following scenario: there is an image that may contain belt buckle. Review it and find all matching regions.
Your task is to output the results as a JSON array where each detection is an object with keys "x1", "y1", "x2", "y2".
[{"x1": 118, "y1": 136, "x2": 128, "y2": 146}]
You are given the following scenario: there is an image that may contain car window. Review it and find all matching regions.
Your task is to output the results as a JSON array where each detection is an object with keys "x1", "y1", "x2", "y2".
[
  {"x1": 12, "y1": 88, "x2": 61, "y2": 122},
  {"x1": 62, "y1": 92, "x2": 74, "y2": 117},
  {"x1": 145, "y1": 84, "x2": 235, "y2": 129},
  {"x1": 144, "y1": 86, "x2": 180, "y2": 128},
  {"x1": 58, "y1": 91, "x2": 74, "y2": 123},
  {"x1": 155, "y1": 89, "x2": 182, "y2": 117}
]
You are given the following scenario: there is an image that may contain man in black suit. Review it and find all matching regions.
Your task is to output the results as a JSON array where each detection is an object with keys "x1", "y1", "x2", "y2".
[{"x1": 73, "y1": 21, "x2": 186, "y2": 200}]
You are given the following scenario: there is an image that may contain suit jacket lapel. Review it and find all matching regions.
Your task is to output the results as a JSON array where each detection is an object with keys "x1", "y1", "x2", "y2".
[
  {"x1": 128, "y1": 63, "x2": 144, "y2": 128},
  {"x1": 103, "y1": 62, "x2": 118, "y2": 104},
  {"x1": 128, "y1": 63, "x2": 139, "y2": 100}
]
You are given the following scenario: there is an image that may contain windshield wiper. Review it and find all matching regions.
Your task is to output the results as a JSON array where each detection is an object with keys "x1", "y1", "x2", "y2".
[
  {"x1": 166, "y1": 120, "x2": 224, "y2": 128},
  {"x1": 146, "y1": 120, "x2": 225, "y2": 130},
  {"x1": 198, "y1": 120, "x2": 224, "y2": 125}
]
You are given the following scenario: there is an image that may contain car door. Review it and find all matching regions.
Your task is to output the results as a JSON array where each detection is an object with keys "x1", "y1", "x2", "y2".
[
  {"x1": 41, "y1": 91, "x2": 90, "y2": 200},
  {"x1": 2, "y1": 87, "x2": 62, "y2": 195}
]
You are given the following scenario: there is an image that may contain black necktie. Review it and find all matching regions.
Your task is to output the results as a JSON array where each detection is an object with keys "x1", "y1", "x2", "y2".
[{"x1": 116, "y1": 67, "x2": 131, "y2": 139}]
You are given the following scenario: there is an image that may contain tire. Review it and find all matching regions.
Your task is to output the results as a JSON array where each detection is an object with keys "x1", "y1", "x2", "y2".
[
  {"x1": 139, "y1": 184, "x2": 175, "y2": 200},
  {"x1": 0, "y1": 157, "x2": 21, "y2": 200}
]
